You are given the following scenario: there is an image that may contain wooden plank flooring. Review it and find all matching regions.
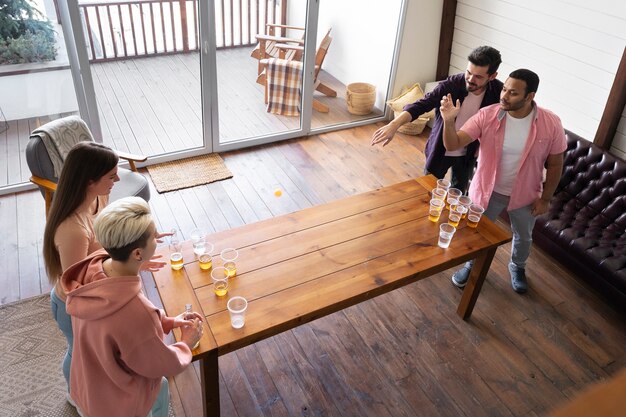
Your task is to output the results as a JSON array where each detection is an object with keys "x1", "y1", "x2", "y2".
[{"x1": 1, "y1": 124, "x2": 625, "y2": 417}]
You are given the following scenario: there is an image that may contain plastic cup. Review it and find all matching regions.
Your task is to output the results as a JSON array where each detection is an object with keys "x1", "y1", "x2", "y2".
[
  {"x1": 227, "y1": 296, "x2": 248, "y2": 329},
  {"x1": 429, "y1": 198, "x2": 445, "y2": 222},
  {"x1": 458, "y1": 196, "x2": 472, "y2": 218},
  {"x1": 220, "y1": 248, "x2": 239, "y2": 278},
  {"x1": 467, "y1": 204, "x2": 485, "y2": 228},
  {"x1": 448, "y1": 204, "x2": 466, "y2": 228},
  {"x1": 170, "y1": 251, "x2": 183, "y2": 270},
  {"x1": 438, "y1": 223, "x2": 456, "y2": 248},
  {"x1": 446, "y1": 188, "x2": 462, "y2": 209},
  {"x1": 210, "y1": 267, "x2": 229, "y2": 296},
  {"x1": 169, "y1": 229, "x2": 183, "y2": 270},
  {"x1": 436, "y1": 179, "x2": 451, "y2": 192},
  {"x1": 191, "y1": 229, "x2": 207, "y2": 256},
  {"x1": 431, "y1": 188, "x2": 446, "y2": 201},
  {"x1": 198, "y1": 252, "x2": 213, "y2": 270}
]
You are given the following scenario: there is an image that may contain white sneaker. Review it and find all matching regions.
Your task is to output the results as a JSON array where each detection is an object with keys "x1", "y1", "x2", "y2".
[
  {"x1": 66, "y1": 393, "x2": 84, "y2": 416},
  {"x1": 66, "y1": 392, "x2": 77, "y2": 408}
]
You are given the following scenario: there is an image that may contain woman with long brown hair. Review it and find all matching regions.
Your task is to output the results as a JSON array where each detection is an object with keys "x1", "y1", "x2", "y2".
[{"x1": 43, "y1": 141, "x2": 121, "y2": 392}]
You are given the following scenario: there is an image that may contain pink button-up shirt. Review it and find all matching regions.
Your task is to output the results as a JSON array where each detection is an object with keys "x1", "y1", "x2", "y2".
[{"x1": 461, "y1": 103, "x2": 567, "y2": 211}]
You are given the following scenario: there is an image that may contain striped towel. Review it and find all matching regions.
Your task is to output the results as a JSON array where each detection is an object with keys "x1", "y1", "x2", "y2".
[{"x1": 266, "y1": 58, "x2": 303, "y2": 116}]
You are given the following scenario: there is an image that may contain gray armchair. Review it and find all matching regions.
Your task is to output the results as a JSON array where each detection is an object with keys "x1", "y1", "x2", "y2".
[{"x1": 26, "y1": 116, "x2": 150, "y2": 217}]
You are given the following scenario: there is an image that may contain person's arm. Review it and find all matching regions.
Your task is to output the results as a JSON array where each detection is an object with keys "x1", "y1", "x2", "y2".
[
  {"x1": 371, "y1": 111, "x2": 412, "y2": 146},
  {"x1": 372, "y1": 78, "x2": 454, "y2": 147},
  {"x1": 123, "y1": 333, "x2": 194, "y2": 378},
  {"x1": 121, "y1": 309, "x2": 201, "y2": 378},
  {"x1": 531, "y1": 152, "x2": 564, "y2": 216},
  {"x1": 440, "y1": 93, "x2": 475, "y2": 151}
]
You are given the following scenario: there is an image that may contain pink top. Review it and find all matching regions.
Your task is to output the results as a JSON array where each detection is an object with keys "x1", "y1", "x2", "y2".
[
  {"x1": 461, "y1": 103, "x2": 567, "y2": 211},
  {"x1": 54, "y1": 195, "x2": 108, "y2": 299},
  {"x1": 62, "y1": 250, "x2": 192, "y2": 417}
]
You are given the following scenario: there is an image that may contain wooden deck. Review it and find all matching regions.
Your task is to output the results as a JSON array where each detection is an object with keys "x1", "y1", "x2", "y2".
[
  {"x1": 1, "y1": 123, "x2": 625, "y2": 417},
  {"x1": 1, "y1": 47, "x2": 382, "y2": 188}
]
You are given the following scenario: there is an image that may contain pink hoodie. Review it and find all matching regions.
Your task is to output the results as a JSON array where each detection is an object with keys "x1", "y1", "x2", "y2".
[{"x1": 62, "y1": 250, "x2": 192, "y2": 417}]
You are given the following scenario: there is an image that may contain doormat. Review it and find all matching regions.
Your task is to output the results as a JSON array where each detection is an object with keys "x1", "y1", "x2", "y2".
[
  {"x1": 147, "y1": 153, "x2": 233, "y2": 193},
  {"x1": 0, "y1": 295, "x2": 176, "y2": 416}
]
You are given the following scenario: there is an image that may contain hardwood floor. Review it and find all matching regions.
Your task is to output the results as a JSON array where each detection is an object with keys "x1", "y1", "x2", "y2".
[{"x1": 1, "y1": 124, "x2": 625, "y2": 417}]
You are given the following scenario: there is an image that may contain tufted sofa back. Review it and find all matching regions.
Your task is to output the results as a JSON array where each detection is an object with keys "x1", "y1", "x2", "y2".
[{"x1": 534, "y1": 129, "x2": 626, "y2": 308}]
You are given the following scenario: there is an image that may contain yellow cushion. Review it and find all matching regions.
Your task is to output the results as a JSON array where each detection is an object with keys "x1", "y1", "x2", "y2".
[{"x1": 387, "y1": 83, "x2": 435, "y2": 119}]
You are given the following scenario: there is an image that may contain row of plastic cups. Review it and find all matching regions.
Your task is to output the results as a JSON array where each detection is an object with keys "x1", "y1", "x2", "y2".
[
  {"x1": 169, "y1": 228, "x2": 239, "y2": 275},
  {"x1": 435, "y1": 206, "x2": 485, "y2": 248},
  {"x1": 430, "y1": 198, "x2": 485, "y2": 226}
]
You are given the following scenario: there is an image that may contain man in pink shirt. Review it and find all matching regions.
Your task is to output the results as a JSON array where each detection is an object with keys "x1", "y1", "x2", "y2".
[{"x1": 440, "y1": 69, "x2": 567, "y2": 293}]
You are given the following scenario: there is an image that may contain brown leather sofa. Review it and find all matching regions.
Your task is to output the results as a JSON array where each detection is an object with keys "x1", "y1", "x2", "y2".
[{"x1": 532, "y1": 130, "x2": 626, "y2": 314}]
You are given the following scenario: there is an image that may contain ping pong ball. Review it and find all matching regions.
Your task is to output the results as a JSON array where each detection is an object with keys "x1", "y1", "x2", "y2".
[{"x1": 274, "y1": 188, "x2": 282, "y2": 197}]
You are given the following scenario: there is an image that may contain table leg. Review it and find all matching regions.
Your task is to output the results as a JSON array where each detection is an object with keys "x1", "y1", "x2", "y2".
[
  {"x1": 200, "y1": 350, "x2": 220, "y2": 417},
  {"x1": 456, "y1": 247, "x2": 497, "y2": 320}
]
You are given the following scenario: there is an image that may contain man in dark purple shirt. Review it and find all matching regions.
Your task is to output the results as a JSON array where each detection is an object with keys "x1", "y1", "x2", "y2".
[{"x1": 372, "y1": 46, "x2": 503, "y2": 193}]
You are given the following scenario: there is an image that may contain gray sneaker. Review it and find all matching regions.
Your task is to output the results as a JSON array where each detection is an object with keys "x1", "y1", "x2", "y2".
[
  {"x1": 509, "y1": 264, "x2": 528, "y2": 293},
  {"x1": 451, "y1": 265, "x2": 472, "y2": 288}
]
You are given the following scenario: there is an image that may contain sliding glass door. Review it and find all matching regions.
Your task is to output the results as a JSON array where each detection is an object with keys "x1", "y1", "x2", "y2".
[
  {"x1": 66, "y1": 0, "x2": 205, "y2": 161},
  {"x1": 212, "y1": 0, "x2": 310, "y2": 149},
  {"x1": 62, "y1": 0, "x2": 404, "y2": 159},
  {"x1": 310, "y1": 0, "x2": 403, "y2": 131}
]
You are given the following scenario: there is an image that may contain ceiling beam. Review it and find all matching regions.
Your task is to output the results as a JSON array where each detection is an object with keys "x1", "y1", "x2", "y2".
[
  {"x1": 435, "y1": 0, "x2": 457, "y2": 81},
  {"x1": 594, "y1": 46, "x2": 626, "y2": 150}
]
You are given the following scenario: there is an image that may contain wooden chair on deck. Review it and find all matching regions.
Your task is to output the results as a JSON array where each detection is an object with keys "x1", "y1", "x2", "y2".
[
  {"x1": 251, "y1": 24, "x2": 305, "y2": 75},
  {"x1": 258, "y1": 28, "x2": 337, "y2": 113},
  {"x1": 25, "y1": 116, "x2": 150, "y2": 217}
]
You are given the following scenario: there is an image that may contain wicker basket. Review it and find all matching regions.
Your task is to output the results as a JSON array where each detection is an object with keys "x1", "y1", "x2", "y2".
[
  {"x1": 346, "y1": 83, "x2": 376, "y2": 115},
  {"x1": 395, "y1": 111, "x2": 429, "y2": 135}
]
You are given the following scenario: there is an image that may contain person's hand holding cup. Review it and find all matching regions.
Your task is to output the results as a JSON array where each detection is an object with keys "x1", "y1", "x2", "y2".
[{"x1": 180, "y1": 315, "x2": 203, "y2": 350}]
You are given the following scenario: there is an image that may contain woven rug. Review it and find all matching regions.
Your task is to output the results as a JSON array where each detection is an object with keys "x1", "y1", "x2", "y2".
[
  {"x1": 147, "y1": 153, "x2": 233, "y2": 193},
  {"x1": 0, "y1": 295, "x2": 175, "y2": 417}
]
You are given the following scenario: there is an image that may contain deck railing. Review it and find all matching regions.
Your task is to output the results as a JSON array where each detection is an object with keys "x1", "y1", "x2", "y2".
[{"x1": 78, "y1": 0, "x2": 288, "y2": 62}]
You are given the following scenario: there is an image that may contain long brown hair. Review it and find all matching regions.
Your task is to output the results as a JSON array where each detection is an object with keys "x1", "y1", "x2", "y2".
[{"x1": 43, "y1": 142, "x2": 119, "y2": 282}]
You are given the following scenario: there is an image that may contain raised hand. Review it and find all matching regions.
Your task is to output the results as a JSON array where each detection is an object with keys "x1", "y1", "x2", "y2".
[
  {"x1": 439, "y1": 93, "x2": 461, "y2": 123},
  {"x1": 155, "y1": 231, "x2": 173, "y2": 244},
  {"x1": 140, "y1": 254, "x2": 167, "y2": 272}
]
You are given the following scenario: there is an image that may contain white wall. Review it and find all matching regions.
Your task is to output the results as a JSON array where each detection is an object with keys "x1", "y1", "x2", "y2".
[
  {"x1": 0, "y1": 70, "x2": 78, "y2": 120},
  {"x1": 393, "y1": 0, "x2": 443, "y2": 97},
  {"x1": 287, "y1": 0, "x2": 442, "y2": 112},
  {"x1": 450, "y1": 0, "x2": 626, "y2": 144}
]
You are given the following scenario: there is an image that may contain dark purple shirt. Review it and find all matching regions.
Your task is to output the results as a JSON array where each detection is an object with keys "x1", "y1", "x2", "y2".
[{"x1": 403, "y1": 73, "x2": 503, "y2": 173}]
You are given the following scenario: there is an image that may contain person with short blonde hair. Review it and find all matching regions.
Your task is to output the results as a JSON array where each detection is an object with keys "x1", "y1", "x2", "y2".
[
  {"x1": 93, "y1": 197, "x2": 154, "y2": 261},
  {"x1": 62, "y1": 197, "x2": 202, "y2": 417}
]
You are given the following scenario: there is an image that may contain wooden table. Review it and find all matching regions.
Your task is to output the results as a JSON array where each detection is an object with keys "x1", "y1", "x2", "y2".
[{"x1": 152, "y1": 175, "x2": 512, "y2": 417}]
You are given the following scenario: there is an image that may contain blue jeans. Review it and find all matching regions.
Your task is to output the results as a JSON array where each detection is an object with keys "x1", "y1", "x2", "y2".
[
  {"x1": 50, "y1": 288, "x2": 72, "y2": 389},
  {"x1": 463, "y1": 192, "x2": 536, "y2": 271},
  {"x1": 147, "y1": 378, "x2": 170, "y2": 417}
]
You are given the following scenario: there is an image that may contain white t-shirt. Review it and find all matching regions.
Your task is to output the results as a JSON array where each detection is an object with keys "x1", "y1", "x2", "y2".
[
  {"x1": 494, "y1": 110, "x2": 534, "y2": 195},
  {"x1": 446, "y1": 90, "x2": 485, "y2": 157}
]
